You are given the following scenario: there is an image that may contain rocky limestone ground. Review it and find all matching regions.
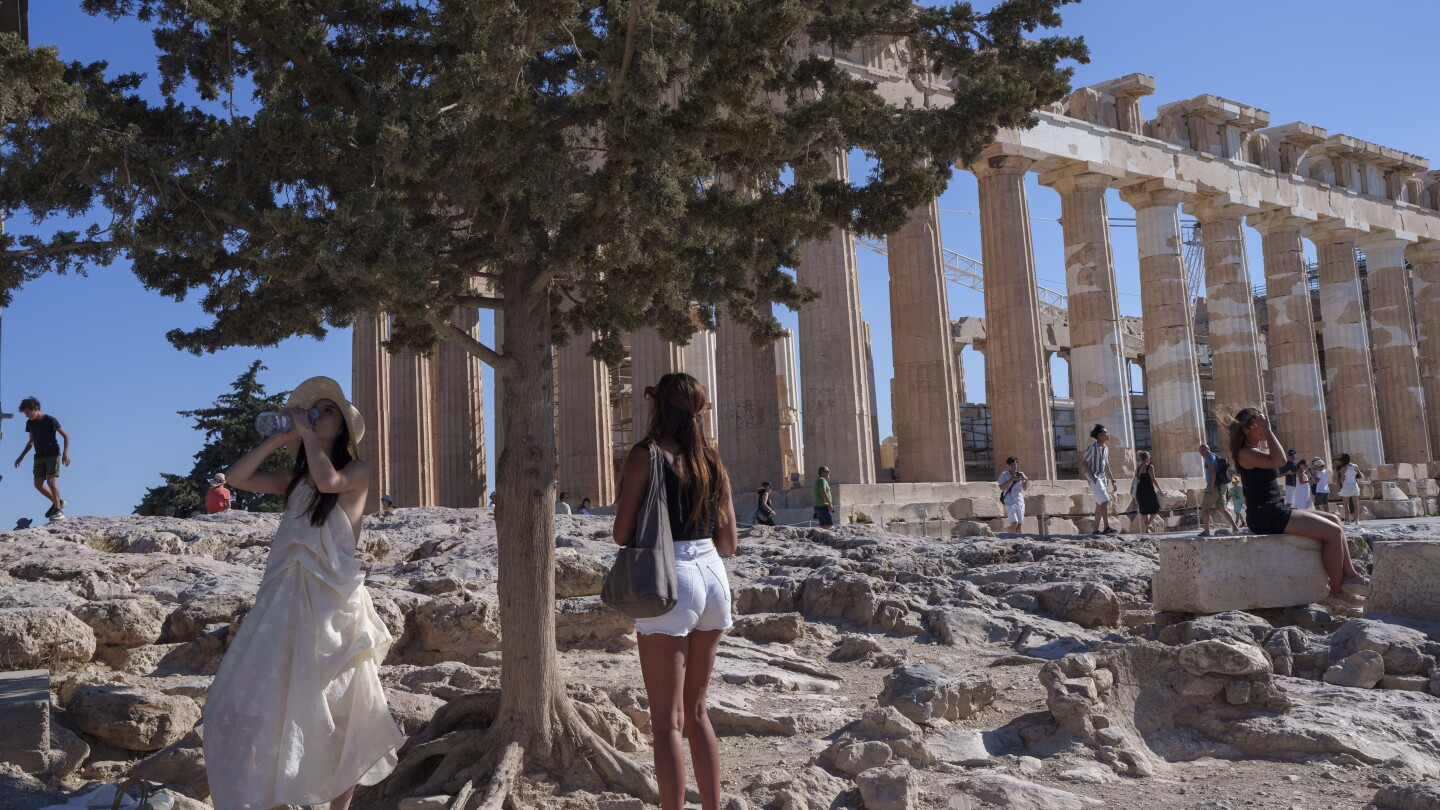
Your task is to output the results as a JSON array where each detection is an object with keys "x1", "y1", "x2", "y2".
[{"x1": 1, "y1": 509, "x2": 1439, "y2": 809}]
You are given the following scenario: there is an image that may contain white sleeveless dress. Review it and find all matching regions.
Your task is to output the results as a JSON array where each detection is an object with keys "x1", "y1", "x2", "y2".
[{"x1": 204, "y1": 480, "x2": 403, "y2": 809}]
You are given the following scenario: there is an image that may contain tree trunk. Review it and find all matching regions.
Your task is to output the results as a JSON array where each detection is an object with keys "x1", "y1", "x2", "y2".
[{"x1": 494, "y1": 272, "x2": 561, "y2": 753}]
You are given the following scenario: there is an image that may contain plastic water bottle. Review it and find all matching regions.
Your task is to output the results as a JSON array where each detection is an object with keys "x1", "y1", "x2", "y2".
[{"x1": 255, "y1": 408, "x2": 319, "y2": 436}]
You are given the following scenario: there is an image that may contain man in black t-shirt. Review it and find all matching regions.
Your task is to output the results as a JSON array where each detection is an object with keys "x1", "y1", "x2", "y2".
[{"x1": 13, "y1": 396, "x2": 71, "y2": 519}]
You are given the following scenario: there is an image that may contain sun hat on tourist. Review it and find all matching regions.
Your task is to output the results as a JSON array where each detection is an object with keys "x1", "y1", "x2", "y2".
[
  {"x1": 285, "y1": 376, "x2": 366, "y2": 451},
  {"x1": 207, "y1": 473, "x2": 227, "y2": 487}
]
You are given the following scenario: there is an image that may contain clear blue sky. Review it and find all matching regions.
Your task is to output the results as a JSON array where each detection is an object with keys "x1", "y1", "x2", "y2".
[{"x1": 3, "y1": 1, "x2": 1436, "y2": 525}]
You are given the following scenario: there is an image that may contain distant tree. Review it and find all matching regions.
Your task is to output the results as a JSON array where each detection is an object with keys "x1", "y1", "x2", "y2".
[
  {"x1": 2, "y1": 2, "x2": 1085, "y2": 804},
  {"x1": 134, "y1": 360, "x2": 291, "y2": 516}
]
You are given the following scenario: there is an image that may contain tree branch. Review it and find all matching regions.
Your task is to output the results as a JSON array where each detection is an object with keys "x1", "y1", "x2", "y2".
[
  {"x1": 425, "y1": 310, "x2": 511, "y2": 374},
  {"x1": 610, "y1": 0, "x2": 642, "y2": 105},
  {"x1": 456, "y1": 294, "x2": 503, "y2": 310},
  {"x1": 251, "y1": 25, "x2": 363, "y2": 115},
  {"x1": 2, "y1": 239, "x2": 115, "y2": 259}
]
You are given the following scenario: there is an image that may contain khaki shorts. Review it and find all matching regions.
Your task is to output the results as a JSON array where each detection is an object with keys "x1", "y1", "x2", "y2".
[
  {"x1": 1201, "y1": 488, "x2": 1226, "y2": 509},
  {"x1": 33, "y1": 455, "x2": 60, "y2": 481}
]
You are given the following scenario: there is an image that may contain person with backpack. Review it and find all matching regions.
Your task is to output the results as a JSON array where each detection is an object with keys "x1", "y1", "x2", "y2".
[
  {"x1": 997, "y1": 457, "x2": 1029, "y2": 533},
  {"x1": 1198, "y1": 443, "x2": 1239, "y2": 536}
]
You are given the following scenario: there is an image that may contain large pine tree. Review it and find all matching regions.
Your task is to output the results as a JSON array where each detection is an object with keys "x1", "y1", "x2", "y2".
[
  {"x1": 134, "y1": 360, "x2": 291, "y2": 516},
  {"x1": 2, "y1": 2, "x2": 1085, "y2": 804}
]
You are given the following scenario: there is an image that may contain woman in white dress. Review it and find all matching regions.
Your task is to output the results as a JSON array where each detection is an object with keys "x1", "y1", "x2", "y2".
[
  {"x1": 1292, "y1": 460, "x2": 1315, "y2": 510},
  {"x1": 204, "y1": 377, "x2": 403, "y2": 810},
  {"x1": 1336, "y1": 452, "x2": 1364, "y2": 524}
]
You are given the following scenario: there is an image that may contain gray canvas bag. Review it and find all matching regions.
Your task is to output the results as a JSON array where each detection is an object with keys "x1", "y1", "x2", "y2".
[{"x1": 601, "y1": 441, "x2": 679, "y2": 618}]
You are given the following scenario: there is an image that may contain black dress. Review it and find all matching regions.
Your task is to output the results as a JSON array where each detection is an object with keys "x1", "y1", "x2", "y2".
[
  {"x1": 1135, "y1": 463, "x2": 1161, "y2": 515},
  {"x1": 1237, "y1": 452, "x2": 1291, "y2": 534}
]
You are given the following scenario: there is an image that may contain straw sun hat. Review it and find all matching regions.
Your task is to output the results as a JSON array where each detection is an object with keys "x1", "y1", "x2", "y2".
[{"x1": 284, "y1": 376, "x2": 366, "y2": 453}]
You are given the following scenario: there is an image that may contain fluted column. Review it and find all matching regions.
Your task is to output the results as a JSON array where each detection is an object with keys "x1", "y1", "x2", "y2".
[
  {"x1": 1359, "y1": 232, "x2": 1432, "y2": 463},
  {"x1": 1308, "y1": 223, "x2": 1383, "y2": 468},
  {"x1": 557, "y1": 331, "x2": 615, "y2": 506},
  {"x1": 795, "y1": 151, "x2": 876, "y2": 484},
  {"x1": 886, "y1": 198, "x2": 966, "y2": 482},
  {"x1": 971, "y1": 151, "x2": 1055, "y2": 479},
  {"x1": 775, "y1": 333, "x2": 804, "y2": 484},
  {"x1": 629, "y1": 327, "x2": 686, "y2": 434},
  {"x1": 1251, "y1": 210, "x2": 1330, "y2": 465},
  {"x1": 389, "y1": 346, "x2": 439, "y2": 507},
  {"x1": 1118, "y1": 181, "x2": 1205, "y2": 478},
  {"x1": 682, "y1": 330, "x2": 719, "y2": 441},
  {"x1": 436, "y1": 307, "x2": 486, "y2": 507},
  {"x1": 351, "y1": 311, "x2": 391, "y2": 513},
  {"x1": 1041, "y1": 165, "x2": 1135, "y2": 477},
  {"x1": 1189, "y1": 197, "x2": 1266, "y2": 412},
  {"x1": 716, "y1": 304, "x2": 785, "y2": 493},
  {"x1": 1411, "y1": 241, "x2": 1440, "y2": 456}
]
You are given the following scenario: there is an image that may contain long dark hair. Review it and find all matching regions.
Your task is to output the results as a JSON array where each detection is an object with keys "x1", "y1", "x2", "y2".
[
  {"x1": 283, "y1": 423, "x2": 354, "y2": 527},
  {"x1": 642, "y1": 372, "x2": 730, "y2": 532},
  {"x1": 1221, "y1": 406, "x2": 1263, "y2": 468}
]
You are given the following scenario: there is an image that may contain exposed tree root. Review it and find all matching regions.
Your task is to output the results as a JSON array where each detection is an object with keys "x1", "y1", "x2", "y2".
[{"x1": 377, "y1": 689, "x2": 659, "y2": 809}]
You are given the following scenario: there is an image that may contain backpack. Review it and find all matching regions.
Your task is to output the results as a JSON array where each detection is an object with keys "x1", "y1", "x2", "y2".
[{"x1": 1211, "y1": 456, "x2": 1230, "y2": 486}]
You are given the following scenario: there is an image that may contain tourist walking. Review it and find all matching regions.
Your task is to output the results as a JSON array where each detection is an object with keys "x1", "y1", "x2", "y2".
[
  {"x1": 1082, "y1": 425, "x2": 1118, "y2": 535},
  {"x1": 1131, "y1": 450, "x2": 1162, "y2": 534},
  {"x1": 13, "y1": 397, "x2": 70, "y2": 520},
  {"x1": 1197, "y1": 443, "x2": 1239, "y2": 536},
  {"x1": 205, "y1": 376, "x2": 401, "y2": 810},
  {"x1": 1229, "y1": 475, "x2": 1247, "y2": 530},
  {"x1": 813, "y1": 465, "x2": 835, "y2": 528},
  {"x1": 1292, "y1": 460, "x2": 1315, "y2": 510},
  {"x1": 997, "y1": 456, "x2": 1028, "y2": 533},
  {"x1": 1224, "y1": 407, "x2": 1367, "y2": 610},
  {"x1": 1336, "y1": 453, "x2": 1364, "y2": 524},
  {"x1": 205, "y1": 473, "x2": 232, "y2": 514},
  {"x1": 1280, "y1": 449, "x2": 1299, "y2": 506},
  {"x1": 612, "y1": 372, "x2": 736, "y2": 810},
  {"x1": 755, "y1": 481, "x2": 777, "y2": 526},
  {"x1": 1312, "y1": 459, "x2": 1330, "y2": 513}
]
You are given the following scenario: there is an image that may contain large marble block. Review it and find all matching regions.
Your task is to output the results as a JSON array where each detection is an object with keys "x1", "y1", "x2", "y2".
[
  {"x1": 1368, "y1": 541, "x2": 1440, "y2": 621},
  {"x1": 0, "y1": 669, "x2": 52, "y2": 773},
  {"x1": 1153, "y1": 534, "x2": 1329, "y2": 613}
]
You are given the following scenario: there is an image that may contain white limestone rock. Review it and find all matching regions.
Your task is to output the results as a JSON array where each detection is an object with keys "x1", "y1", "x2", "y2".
[
  {"x1": 958, "y1": 773, "x2": 1104, "y2": 810},
  {"x1": 855, "y1": 763, "x2": 919, "y2": 810},
  {"x1": 879, "y1": 664, "x2": 996, "y2": 725},
  {"x1": 1177, "y1": 639, "x2": 1272, "y2": 677},
  {"x1": 0, "y1": 607, "x2": 96, "y2": 668},
  {"x1": 66, "y1": 685, "x2": 200, "y2": 752},
  {"x1": 1322, "y1": 650, "x2": 1386, "y2": 689}
]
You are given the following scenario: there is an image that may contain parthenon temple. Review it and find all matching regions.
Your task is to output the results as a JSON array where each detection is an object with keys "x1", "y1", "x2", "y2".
[{"x1": 352, "y1": 64, "x2": 1440, "y2": 522}]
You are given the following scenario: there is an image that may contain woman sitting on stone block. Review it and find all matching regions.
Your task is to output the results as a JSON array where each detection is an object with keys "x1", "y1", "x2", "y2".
[{"x1": 1224, "y1": 406, "x2": 1367, "y2": 610}]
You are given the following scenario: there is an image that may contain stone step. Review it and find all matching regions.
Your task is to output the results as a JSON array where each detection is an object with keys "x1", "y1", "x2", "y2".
[
  {"x1": 0, "y1": 668, "x2": 53, "y2": 772},
  {"x1": 1367, "y1": 540, "x2": 1440, "y2": 622},
  {"x1": 1152, "y1": 534, "x2": 1329, "y2": 614}
]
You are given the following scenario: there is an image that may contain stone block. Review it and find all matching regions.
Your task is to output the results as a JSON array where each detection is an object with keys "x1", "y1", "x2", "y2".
[
  {"x1": 0, "y1": 669, "x2": 51, "y2": 772},
  {"x1": 1418, "y1": 478, "x2": 1439, "y2": 498},
  {"x1": 1393, "y1": 480, "x2": 1418, "y2": 498},
  {"x1": 949, "y1": 497, "x2": 1005, "y2": 521},
  {"x1": 1368, "y1": 499, "x2": 1421, "y2": 519},
  {"x1": 1374, "y1": 463, "x2": 1414, "y2": 481},
  {"x1": 1367, "y1": 540, "x2": 1440, "y2": 621},
  {"x1": 1153, "y1": 534, "x2": 1329, "y2": 613},
  {"x1": 1044, "y1": 518, "x2": 1079, "y2": 536},
  {"x1": 1025, "y1": 494, "x2": 1074, "y2": 515},
  {"x1": 1376, "y1": 481, "x2": 1409, "y2": 501}
]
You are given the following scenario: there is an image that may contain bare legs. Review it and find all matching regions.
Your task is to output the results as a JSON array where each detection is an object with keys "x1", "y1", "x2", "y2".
[
  {"x1": 1344, "y1": 495, "x2": 1360, "y2": 523},
  {"x1": 638, "y1": 628, "x2": 725, "y2": 810},
  {"x1": 33, "y1": 476, "x2": 60, "y2": 510},
  {"x1": 1283, "y1": 508, "x2": 1364, "y2": 604},
  {"x1": 329, "y1": 787, "x2": 356, "y2": 810}
]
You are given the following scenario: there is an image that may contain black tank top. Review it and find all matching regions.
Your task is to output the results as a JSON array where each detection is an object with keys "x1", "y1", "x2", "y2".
[
  {"x1": 662, "y1": 461, "x2": 717, "y2": 541},
  {"x1": 1237, "y1": 451, "x2": 1286, "y2": 512}
]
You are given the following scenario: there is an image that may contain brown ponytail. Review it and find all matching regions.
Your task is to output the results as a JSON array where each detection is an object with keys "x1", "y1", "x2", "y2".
[
  {"x1": 644, "y1": 372, "x2": 731, "y2": 532},
  {"x1": 1219, "y1": 406, "x2": 1263, "y2": 469}
]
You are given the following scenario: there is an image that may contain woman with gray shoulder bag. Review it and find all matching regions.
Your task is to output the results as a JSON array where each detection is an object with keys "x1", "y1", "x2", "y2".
[{"x1": 603, "y1": 372, "x2": 737, "y2": 810}]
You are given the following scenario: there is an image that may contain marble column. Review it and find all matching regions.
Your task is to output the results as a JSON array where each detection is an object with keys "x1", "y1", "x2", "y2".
[
  {"x1": 795, "y1": 151, "x2": 876, "y2": 484},
  {"x1": 1359, "y1": 232, "x2": 1432, "y2": 463},
  {"x1": 493, "y1": 311, "x2": 505, "y2": 469},
  {"x1": 1251, "y1": 210, "x2": 1330, "y2": 466},
  {"x1": 775, "y1": 333, "x2": 804, "y2": 484},
  {"x1": 716, "y1": 304, "x2": 785, "y2": 494},
  {"x1": 1189, "y1": 197, "x2": 1266, "y2": 413},
  {"x1": 886, "y1": 197, "x2": 966, "y2": 482},
  {"x1": 351, "y1": 311, "x2": 392, "y2": 513},
  {"x1": 1041, "y1": 165, "x2": 1135, "y2": 477},
  {"x1": 557, "y1": 331, "x2": 615, "y2": 506},
  {"x1": 1410, "y1": 241, "x2": 1440, "y2": 456},
  {"x1": 628, "y1": 327, "x2": 686, "y2": 435},
  {"x1": 435, "y1": 307, "x2": 486, "y2": 507},
  {"x1": 971, "y1": 151, "x2": 1056, "y2": 479},
  {"x1": 1307, "y1": 223, "x2": 1383, "y2": 468},
  {"x1": 389, "y1": 346, "x2": 439, "y2": 507},
  {"x1": 682, "y1": 330, "x2": 719, "y2": 441},
  {"x1": 1118, "y1": 181, "x2": 1205, "y2": 478}
]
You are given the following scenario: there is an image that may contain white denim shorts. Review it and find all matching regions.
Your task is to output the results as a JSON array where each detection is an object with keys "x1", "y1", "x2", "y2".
[
  {"x1": 1005, "y1": 500, "x2": 1025, "y2": 525},
  {"x1": 634, "y1": 539, "x2": 733, "y2": 637}
]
